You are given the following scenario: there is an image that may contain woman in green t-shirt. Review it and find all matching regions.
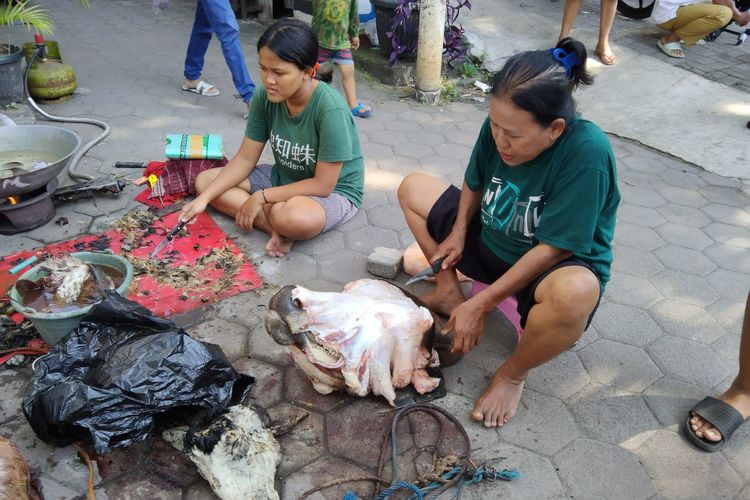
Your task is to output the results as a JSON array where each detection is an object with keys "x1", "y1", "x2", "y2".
[
  {"x1": 180, "y1": 19, "x2": 365, "y2": 257},
  {"x1": 399, "y1": 38, "x2": 620, "y2": 428}
]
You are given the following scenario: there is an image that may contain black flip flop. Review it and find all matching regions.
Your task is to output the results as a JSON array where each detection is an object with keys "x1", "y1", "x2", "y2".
[{"x1": 684, "y1": 396, "x2": 746, "y2": 452}]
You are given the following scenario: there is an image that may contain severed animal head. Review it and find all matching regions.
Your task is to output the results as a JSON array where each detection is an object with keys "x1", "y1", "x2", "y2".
[
  {"x1": 185, "y1": 404, "x2": 281, "y2": 500},
  {"x1": 265, "y1": 279, "x2": 442, "y2": 405}
]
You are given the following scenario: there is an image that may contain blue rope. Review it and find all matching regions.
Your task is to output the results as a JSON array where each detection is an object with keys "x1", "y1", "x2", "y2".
[
  {"x1": 374, "y1": 481, "x2": 424, "y2": 500},
  {"x1": 372, "y1": 465, "x2": 522, "y2": 500}
]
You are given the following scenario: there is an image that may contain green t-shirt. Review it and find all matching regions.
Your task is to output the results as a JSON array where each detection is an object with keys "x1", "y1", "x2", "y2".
[
  {"x1": 464, "y1": 117, "x2": 620, "y2": 285},
  {"x1": 245, "y1": 83, "x2": 364, "y2": 207},
  {"x1": 311, "y1": 0, "x2": 359, "y2": 50}
]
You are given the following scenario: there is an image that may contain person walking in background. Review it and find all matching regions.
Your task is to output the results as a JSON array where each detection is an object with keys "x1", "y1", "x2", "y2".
[
  {"x1": 651, "y1": 0, "x2": 748, "y2": 59},
  {"x1": 312, "y1": 0, "x2": 373, "y2": 118},
  {"x1": 559, "y1": 0, "x2": 619, "y2": 65},
  {"x1": 685, "y1": 291, "x2": 750, "y2": 451},
  {"x1": 182, "y1": 0, "x2": 256, "y2": 108}
]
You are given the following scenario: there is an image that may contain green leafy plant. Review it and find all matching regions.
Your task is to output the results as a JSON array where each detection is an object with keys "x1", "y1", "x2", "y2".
[
  {"x1": 440, "y1": 81, "x2": 458, "y2": 101},
  {"x1": 458, "y1": 61, "x2": 477, "y2": 78},
  {"x1": 1, "y1": 0, "x2": 90, "y2": 37}
]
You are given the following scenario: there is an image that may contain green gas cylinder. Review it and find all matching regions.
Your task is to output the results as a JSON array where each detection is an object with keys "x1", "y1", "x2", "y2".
[{"x1": 22, "y1": 41, "x2": 77, "y2": 100}]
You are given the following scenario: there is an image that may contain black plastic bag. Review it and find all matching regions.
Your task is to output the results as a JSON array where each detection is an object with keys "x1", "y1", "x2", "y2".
[{"x1": 22, "y1": 292, "x2": 253, "y2": 454}]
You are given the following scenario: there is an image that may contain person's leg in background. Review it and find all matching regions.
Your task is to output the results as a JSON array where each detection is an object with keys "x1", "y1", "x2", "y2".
[
  {"x1": 184, "y1": 0, "x2": 215, "y2": 91},
  {"x1": 686, "y1": 291, "x2": 750, "y2": 450},
  {"x1": 558, "y1": 0, "x2": 617, "y2": 64},
  {"x1": 657, "y1": 3, "x2": 732, "y2": 57},
  {"x1": 201, "y1": 0, "x2": 255, "y2": 103},
  {"x1": 558, "y1": 0, "x2": 582, "y2": 41},
  {"x1": 596, "y1": 0, "x2": 618, "y2": 64}
]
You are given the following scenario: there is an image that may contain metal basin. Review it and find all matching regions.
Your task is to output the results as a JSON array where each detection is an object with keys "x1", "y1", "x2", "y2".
[{"x1": 0, "y1": 113, "x2": 81, "y2": 197}]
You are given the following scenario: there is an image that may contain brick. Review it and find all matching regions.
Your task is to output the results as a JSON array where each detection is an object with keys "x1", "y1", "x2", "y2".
[{"x1": 366, "y1": 246, "x2": 403, "y2": 279}]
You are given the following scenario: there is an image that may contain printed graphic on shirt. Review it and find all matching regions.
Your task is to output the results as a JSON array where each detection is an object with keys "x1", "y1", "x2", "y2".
[
  {"x1": 481, "y1": 176, "x2": 544, "y2": 246},
  {"x1": 270, "y1": 131, "x2": 316, "y2": 171},
  {"x1": 323, "y1": 0, "x2": 347, "y2": 23}
]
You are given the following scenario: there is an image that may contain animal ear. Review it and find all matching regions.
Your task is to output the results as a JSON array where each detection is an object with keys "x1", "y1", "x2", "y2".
[{"x1": 248, "y1": 401, "x2": 273, "y2": 428}]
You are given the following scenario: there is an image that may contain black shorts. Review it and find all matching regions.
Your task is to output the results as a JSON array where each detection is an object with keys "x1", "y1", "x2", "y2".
[{"x1": 426, "y1": 185, "x2": 602, "y2": 330}]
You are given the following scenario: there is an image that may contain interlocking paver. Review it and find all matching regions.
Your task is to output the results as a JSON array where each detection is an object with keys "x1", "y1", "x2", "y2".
[
  {"x1": 659, "y1": 185, "x2": 709, "y2": 207},
  {"x1": 612, "y1": 244, "x2": 665, "y2": 278},
  {"x1": 613, "y1": 221, "x2": 665, "y2": 251},
  {"x1": 655, "y1": 222, "x2": 713, "y2": 250},
  {"x1": 635, "y1": 430, "x2": 743, "y2": 499},
  {"x1": 658, "y1": 167, "x2": 709, "y2": 190},
  {"x1": 499, "y1": 389, "x2": 578, "y2": 456},
  {"x1": 187, "y1": 318, "x2": 248, "y2": 362},
  {"x1": 293, "y1": 229, "x2": 345, "y2": 257},
  {"x1": 525, "y1": 350, "x2": 591, "y2": 400},
  {"x1": 604, "y1": 273, "x2": 664, "y2": 308},
  {"x1": 705, "y1": 243, "x2": 750, "y2": 274},
  {"x1": 649, "y1": 298, "x2": 728, "y2": 343},
  {"x1": 649, "y1": 269, "x2": 720, "y2": 307},
  {"x1": 619, "y1": 184, "x2": 666, "y2": 208},
  {"x1": 648, "y1": 335, "x2": 732, "y2": 386},
  {"x1": 554, "y1": 438, "x2": 655, "y2": 499},
  {"x1": 578, "y1": 339, "x2": 663, "y2": 392},
  {"x1": 0, "y1": 369, "x2": 30, "y2": 425},
  {"x1": 272, "y1": 405, "x2": 326, "y2": 476},
  {"x1": 367, "y1": 204, "x2": 408, "y2": 232},
  {"x1": 616, "y1": 203, "x2": 667, "y2": 228},
  {"x1": 654, "y1": 245, "x2": 718, "y2": 276},
  {"x1": 707, "y1": 298, "x2": 746, "y2": 334},
  {"x1": 344, "y1": 225, "x2": 399, "y2": 255},
  {"x1": 282, "y1": 456, "x2": 375, "y2": 500},
  {"x1": 702, "y1": 222, "x2": 750, "y2": 248},
  {"x1": 568, "y1": 384, "x2": 660, "y2": 446},
  {"x1": 706, "y1": 269, "x2": 750, "y2": 303},
  {"x1": 592, "y1": 302, "x2": 664, "y2": 346},
  {"x1": 702, "y1": 203, "x2": 750, "y2": 227},
  {"x1": 642, "y1": 377, "x2": 710, "y2": 429},
  {"x1": 699, "y1": 184, "x2": 750, "y2": 208},
  {"x1": 656, "y1": 203, "x2": 712, "y2": 227}
]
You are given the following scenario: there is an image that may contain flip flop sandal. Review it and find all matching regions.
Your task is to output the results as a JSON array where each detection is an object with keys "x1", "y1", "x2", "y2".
[
  {"x1": 684, "y1": 396, "x2": 746, "y2": 452},
  {"x1": 597, "y1": 51, "x2": 617, "y2": 65},
  {"x1": 351, "y1": 102, "x2": 372, "y2": 118},
  {"x1": 657, "y1": 40, "x2": 685, "y2": 59},
  {"x1": 182, "y1": 80, "x2": 220, "y2": 96}
]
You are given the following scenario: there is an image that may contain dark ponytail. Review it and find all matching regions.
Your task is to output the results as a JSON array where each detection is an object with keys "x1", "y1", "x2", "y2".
[
  {"x1": 257, "y1": 18, "x2": 319, "y2": 71},
  {"x1": 490, "y1": 37, "x2": 593, "y2": 127}
]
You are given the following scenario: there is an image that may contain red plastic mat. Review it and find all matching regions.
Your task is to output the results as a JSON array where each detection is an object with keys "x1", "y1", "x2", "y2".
[{"x1": 0, "y1": 212, "x2": 262, "y2": 318}]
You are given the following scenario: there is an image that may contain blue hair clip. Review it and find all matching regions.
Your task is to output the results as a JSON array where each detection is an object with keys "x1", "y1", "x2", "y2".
[{"x1": 549, "y1": 47, "x2": 580, "y2": 79}]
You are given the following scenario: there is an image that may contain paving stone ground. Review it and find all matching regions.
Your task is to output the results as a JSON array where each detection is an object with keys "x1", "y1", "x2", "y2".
[{"x1": 1, "y1": 1, "x2": 749, "y2": 499}]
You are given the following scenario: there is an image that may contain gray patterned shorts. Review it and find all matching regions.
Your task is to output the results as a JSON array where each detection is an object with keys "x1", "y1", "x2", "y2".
[{"x1": 248, "y1": 163, "x2": 358, "y2": 233}]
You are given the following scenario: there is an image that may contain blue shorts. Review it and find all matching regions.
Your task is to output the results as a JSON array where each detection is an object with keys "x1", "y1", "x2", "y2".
[{"x1": 248, "y1": 164, "x2": 357, "y2": 233}]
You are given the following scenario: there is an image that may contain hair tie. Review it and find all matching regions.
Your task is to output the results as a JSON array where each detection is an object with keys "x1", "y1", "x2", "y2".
[
  {"x1": 549, "y1": 48, "x2": 579, "y2": 79},
  {"x1": 311, "y1": 62, "x2": 320, "y2": 77}
]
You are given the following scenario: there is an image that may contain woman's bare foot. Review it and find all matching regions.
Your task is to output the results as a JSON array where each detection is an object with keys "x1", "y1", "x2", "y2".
[
  {"x1": 689, "y1": 382, "x2": 750, "y2": 441},
  {"x1": 471, "y1": 367, "x2": 525, "y2": 427},
  {"x1": 266, "y1": 232, "x2": 295, "y2": 258},
  {"x1": 595, "y1": 43, "x2": 617, "y2": 65}
]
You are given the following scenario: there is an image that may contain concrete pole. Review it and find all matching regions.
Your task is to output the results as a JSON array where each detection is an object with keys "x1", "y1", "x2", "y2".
[{"x1": 415, "y1": 0, "x2": 447, "y2": 104}]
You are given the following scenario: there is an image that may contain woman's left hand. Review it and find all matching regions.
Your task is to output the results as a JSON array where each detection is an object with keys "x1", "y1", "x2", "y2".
[
  {"x1": 351, "y1": 36, "x2": 360, "y2": 50},
  {"x1": 235, "y1": 192, "x2": 264, "y2": 230},
  {"x1": 443, "y1": 297, "x2": 486, "y2": 354}
]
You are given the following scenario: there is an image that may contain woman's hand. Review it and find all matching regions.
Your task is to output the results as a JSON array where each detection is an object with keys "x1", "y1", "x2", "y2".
[
  {"x1": 235, "y1": 191, "x2": 264, "y2": 230},
  {"x1": 350, "y1": 36, "x2": 360, "y2": 50},
  {"x1": 179, "y1": 197, "x2": 208, "y2": 223},
  {"x1": 443, "y1": 297, "x2": 486, "y2": 354},
  {"x1": 434, "y1": 228, "x2": 466, "y2": 270}
]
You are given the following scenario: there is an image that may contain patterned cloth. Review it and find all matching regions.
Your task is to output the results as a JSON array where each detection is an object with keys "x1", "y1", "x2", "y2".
[
  {"x1": 311, "y1": 0, "x2": 359, "y2": 50},
  {"x1": 150, "y1": 157, "x2": 228, "y2": 198}
]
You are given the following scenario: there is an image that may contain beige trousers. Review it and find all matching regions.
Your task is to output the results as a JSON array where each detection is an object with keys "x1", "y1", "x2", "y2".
[{"x1": 657, "y1": 3, "x2": 733, "y2": 46}]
